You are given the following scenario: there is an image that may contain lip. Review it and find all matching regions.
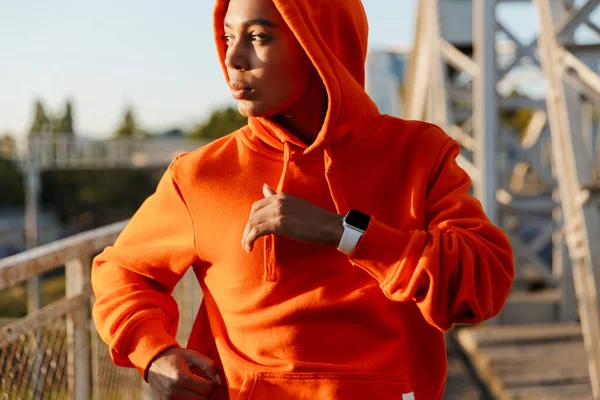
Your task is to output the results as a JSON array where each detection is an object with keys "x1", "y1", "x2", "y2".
[
  {"x1": 229, "y1": 82, "x2": 254, "y2": 100},
  {"x1": 231, "y1": 88, "x2": 254, "y2": 100}
]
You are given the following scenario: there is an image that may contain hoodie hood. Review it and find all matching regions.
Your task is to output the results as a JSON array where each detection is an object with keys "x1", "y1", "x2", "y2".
[{"x1": 213, "y1": 0, "x2": 379, "y2": 155}]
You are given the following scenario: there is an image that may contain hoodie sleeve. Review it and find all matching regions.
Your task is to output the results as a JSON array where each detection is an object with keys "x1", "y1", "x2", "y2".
[
  {"x1": 91, "y1": 156, "x2": 198, "y2": 378},
  {"x1": 348, "y1": 138, "x2": 514, "y2": 331}
]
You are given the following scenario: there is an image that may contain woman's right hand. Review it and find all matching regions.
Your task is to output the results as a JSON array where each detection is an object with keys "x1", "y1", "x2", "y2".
[{"x1": 147, "y1": 347, "x2": 224, "y2": 399}]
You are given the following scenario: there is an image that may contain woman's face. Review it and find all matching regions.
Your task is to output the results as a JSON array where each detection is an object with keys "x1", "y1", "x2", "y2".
[{"x1": 223, "y1": 0, "x2": 315, "y2": 118}]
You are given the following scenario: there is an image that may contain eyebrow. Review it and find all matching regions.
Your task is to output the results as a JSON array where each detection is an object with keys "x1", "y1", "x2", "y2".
[{"x1": 224, "y1": 18, "x2": 279, "y2": 29}]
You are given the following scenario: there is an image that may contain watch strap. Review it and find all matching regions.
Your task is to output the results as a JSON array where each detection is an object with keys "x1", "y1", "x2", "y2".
[{"x1": 338, "y1": 224, "x2": 364, "y2": 255}]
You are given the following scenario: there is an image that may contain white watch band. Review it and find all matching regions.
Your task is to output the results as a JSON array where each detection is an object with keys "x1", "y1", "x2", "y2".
[{"x1": 338, "y1": 224, "x2": 364, "y2": 255}]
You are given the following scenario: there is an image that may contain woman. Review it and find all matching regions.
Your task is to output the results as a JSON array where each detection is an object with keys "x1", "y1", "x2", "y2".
[{"x1": 92, "y1": 0, "x2": 514, "y2": 399}]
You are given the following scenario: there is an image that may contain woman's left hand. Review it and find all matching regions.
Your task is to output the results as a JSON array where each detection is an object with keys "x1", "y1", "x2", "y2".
[{"x1": 241, "y1": 184, "x2": 344, "y2": 253}]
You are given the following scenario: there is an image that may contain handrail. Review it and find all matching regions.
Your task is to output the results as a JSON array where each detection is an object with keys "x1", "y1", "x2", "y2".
[
  {"x1": 0, "y1": 220, "x2": 128, "y2": 290},
  {"x1": 0, "y1": 219, "x2": 199, "y2": 400}
]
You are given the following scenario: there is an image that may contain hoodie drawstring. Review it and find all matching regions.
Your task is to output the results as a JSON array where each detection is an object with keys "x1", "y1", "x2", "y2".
[
  {"x1": 324, "y1": 145, "x2": 349, "y2": 215},
  {"x1": 279, "y1": 141, "x2": 292, "y2": 193},
  {"x1": 263, "y1": 142, "x2": 349, "y2": 282},
  {"x1": 264, "y1": 142, "x2": 292, "y2": 282}
]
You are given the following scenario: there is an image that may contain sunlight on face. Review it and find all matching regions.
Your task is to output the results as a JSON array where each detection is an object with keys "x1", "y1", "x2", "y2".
[{"x1": 223, "y1": 0, "x2": 315, "y2": 118}]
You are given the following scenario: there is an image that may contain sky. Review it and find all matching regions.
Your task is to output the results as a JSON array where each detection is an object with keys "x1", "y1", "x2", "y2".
[{"x1": 0, "y1": 1, "x2": 545, "y2": 138}]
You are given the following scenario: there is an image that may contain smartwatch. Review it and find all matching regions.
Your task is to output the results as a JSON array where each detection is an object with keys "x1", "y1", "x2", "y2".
[{"x1": 338, "y1": 209, "x2": 371, "y2": 255}]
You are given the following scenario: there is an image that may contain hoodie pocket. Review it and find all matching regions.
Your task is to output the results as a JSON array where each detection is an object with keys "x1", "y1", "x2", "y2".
[{"x1": 237, "y1": 372, "x2": 414, "y2": 400}]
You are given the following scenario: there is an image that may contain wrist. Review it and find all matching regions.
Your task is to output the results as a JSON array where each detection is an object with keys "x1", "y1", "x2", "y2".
[
  {"x1": 147, "y1": 345, "x2": 179, "y2": 377},
  {"x1": 337, "y1": 210, "x2": 371, "y2": 255},
  {"x1": 328, "y1": 213, "x2": 345, "y2": 246}
]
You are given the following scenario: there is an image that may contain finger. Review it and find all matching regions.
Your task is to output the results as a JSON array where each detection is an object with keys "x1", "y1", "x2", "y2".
[
  {"x1": 244, "y1": 206, "x2": 282, "y2": 252},
  {"x1": 250, "y1": 195, "x2": 276, "y2": 217},
  {"x1": 171, "y1": 386, "x2": 211, "y2": 399},
  {"x1": 182, "y1": 350, "x2": 223, "y2": 385},
  {"x1": 245, "y1": 221, "x2": 278, "y2": 251},
  {"x1": 242, "y1": 197, "x2": 277, "y2": 251},
  {"x1": 180, "y1": 374, "x2": 216, "y2": 395},
  {"x1": 263, "y1": 183, "x2": 277, "y2": 197}
]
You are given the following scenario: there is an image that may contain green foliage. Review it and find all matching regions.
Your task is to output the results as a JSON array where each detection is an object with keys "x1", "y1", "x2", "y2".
[
  {"x1": 28, "y1": 99, "x2": 51, "y2": 136},
  {"x1": 0, "y1": 135, "x2": 17, "y2": 159},
  {"x1": 28, "y1": 99, "x2": 76, "y2": 137},
  {"x1": 189, "y1": 106, "x2": 247, "y2": 139},
  {"x1": 41, "y1": 168, "x2": 162, "y2": 228},
  {"x1": 114, "y1": 107, "x2": 148, "y2": 139},
  {"x1": 114, "y1": 107, "x2": 138, "y2": 138},
  {"x1": 0, "y1": 272, "x2": 65, "y2": 318},
  {"x1": 0, "y1": 156, "x2": 24, "y2": 206},
  {"x1": 52, "y1": 100, "x2": 75, "y2": 136}
]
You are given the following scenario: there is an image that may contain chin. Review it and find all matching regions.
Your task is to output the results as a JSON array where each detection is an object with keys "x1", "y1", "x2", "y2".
[{"x1": 237, "y1": 101, "x2": 279, "y2": 118}]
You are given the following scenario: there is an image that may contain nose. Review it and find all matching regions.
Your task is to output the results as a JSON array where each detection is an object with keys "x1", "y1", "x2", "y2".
[{"x1": 224, "y1": 39, "x2": 249, "y2": 71}]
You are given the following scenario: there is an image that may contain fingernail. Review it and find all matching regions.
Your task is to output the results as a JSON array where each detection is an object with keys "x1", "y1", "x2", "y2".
[{"x1": 216, "y1": 373, "x2": 224, "y2": 385}]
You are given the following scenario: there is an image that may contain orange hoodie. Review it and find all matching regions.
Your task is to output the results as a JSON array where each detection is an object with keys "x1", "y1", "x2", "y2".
[{"x1": 91, "y1": 1, "x2": 514, "y2": 399}]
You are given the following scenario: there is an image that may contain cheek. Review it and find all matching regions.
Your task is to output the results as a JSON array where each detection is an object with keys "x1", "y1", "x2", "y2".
[
  {"x1": 242, "y1": 46, "x2": 314, "y2": 117},
  {"x1": 266, "y1": 55, "x2": 312, "y2": 101}
]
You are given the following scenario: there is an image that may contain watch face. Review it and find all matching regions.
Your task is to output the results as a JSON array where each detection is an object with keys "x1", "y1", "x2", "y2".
[{"x1": 345, "y1": 210, "x2": 371, "y2": 231}]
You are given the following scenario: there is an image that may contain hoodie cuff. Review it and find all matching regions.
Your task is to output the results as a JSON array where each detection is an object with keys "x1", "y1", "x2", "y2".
[
  {"x1": 125, "y1": 318, "x2": 180, "y2": 381},
  {"x1": 348, "y1": 217, "x2": 411, "y2": 283}
]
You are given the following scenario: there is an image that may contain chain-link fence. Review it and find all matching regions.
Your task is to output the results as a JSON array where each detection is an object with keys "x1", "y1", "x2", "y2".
[
  {"x1": 90, "y1": 269, "x2": 201, "y2": 400},
  {"x1": 0, "y1": 260, "x2": 202, "y2": 400},
  {"x1": 0, "y1": 316, "x2": 69, "y2": 399},
  {"x1": 91, "y1": 323, "x2": 146, "y2": 400}
]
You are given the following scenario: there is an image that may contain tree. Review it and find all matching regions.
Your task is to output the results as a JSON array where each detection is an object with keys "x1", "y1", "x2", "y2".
[
  {"x1": 0, "y1": 134, "x2": 24, "y2": 206},
  {"x1": 0, "y1": 134, "x2": 17, "y2": 159},
  {"x1": 28, "y1": 99, "x2": 50, "y2": 136},
  {"x1": 189, "y1": 106, "x2": 247, "y2": 139},
  {"x1": 52, "y1": 100, "x2": 75, "y2": 136},
  {"x1": 114, "y1": 107, "x2": 145, "y2": 138}
]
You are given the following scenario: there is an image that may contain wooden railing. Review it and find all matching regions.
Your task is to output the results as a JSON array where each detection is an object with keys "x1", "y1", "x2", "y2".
[
  {"x1": 13, "y1": 136, "x2": 209, "y2": 171},
  {"x1": 0, "y1": 221, "x2": 201, "y2": 399}
]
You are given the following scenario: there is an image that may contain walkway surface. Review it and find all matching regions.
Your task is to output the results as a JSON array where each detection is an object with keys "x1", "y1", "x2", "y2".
[
  {"x1": 444, "y1": 331, "x2": 490, "y2": 400},
  {"x1": 455, "y1": 323, "x2": 592, "y2": 399}
]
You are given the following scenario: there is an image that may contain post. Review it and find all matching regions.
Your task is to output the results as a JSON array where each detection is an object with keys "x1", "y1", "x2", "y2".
[
  {"x1": 534, "y1": 0, "x2": 600, "y2": 396},
  {"x1": 403, "y1": 0, "x2": 433, "y2": 121},
  {"x1": 24, "y1": 152, "x2": 43, "y2": 398},
  {"x1": 473, "y1": 0, "x2": 498, "y2": 225},
  {"x1": 25, "y1": 161, "x2": 42, "y2": 311},
  {"x1": 66, "y1": 256, "x2": 92, "y2": 400},
  {"x1": 90, "y1": 317, "x2": 101, "y2": 400},
  {"x1": 553, "y1": 189, "x2": 576, "y2": 322}
]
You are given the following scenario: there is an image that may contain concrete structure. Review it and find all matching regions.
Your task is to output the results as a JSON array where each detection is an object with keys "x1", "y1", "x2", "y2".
[
  {"x1": 365, "y1": 49, "x2": 408, "y2": 116},
  {"x1": 406, "y1": 0, "x2": 600, "y2": 397}
]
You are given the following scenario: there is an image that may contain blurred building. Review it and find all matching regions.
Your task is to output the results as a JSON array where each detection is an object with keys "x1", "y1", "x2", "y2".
[
  {"x1": 439, "y1": 0, "x2": 473, "y2": 53},
  {"x1": 365, "y1": 49, "x2": 408, "y2": 117}
]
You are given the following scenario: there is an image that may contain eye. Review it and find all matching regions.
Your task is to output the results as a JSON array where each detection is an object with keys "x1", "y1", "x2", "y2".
[
  {"x1": 251, "y1": 33, "x2": 270, "y2": 43},
  {"x1": 222, "y1": 34, "x2": 234, "y2": 46}
]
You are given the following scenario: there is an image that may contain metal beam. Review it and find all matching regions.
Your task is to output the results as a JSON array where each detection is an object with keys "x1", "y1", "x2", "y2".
[
  {"x1": 534, "y1": 0, "x2": 600, "y2": 396},
  {"x1": 556, "y1": 0, "x2": 600, "y2": 41},
  {"x1": 473, "y1": 0, "x2": 498, "y2": 224}
]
